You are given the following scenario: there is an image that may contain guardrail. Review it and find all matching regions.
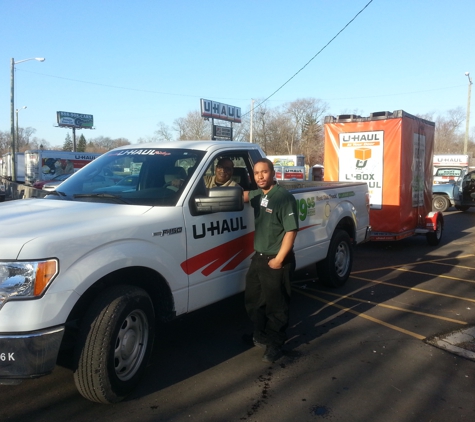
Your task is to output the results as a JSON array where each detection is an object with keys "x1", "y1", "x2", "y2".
[{"x1": 0, "y1": 177, "x2": 48, "y2": 200}]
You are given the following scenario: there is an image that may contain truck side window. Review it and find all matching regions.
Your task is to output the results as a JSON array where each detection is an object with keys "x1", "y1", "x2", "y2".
[
  {"x1": 188, "y1": 151, "x2": 255, "y2": 216},
  {"x1": 201, "y1": 154, "x2": 254, "y2": 191}
]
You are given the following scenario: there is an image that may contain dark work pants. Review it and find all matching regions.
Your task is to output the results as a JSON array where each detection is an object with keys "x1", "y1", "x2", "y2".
[{"x1": 244, "y1": 252, "x2": 295, "y2": 347}]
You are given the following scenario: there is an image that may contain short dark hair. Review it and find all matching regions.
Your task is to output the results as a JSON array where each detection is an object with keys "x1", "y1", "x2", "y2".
[
  {"x1": 217, "y1": 157, "x2": 234, "y2": 167},
  {"x1": 254, "y1": 158, "x2": 274, "y2": 172}
]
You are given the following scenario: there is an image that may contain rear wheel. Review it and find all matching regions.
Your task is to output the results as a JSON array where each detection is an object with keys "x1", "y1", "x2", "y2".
[
  {"x1": 316, "y1": 229, "x2": 353, "y2": 288},
  {"x1": 426, "y1": 215, "x2": 443, "y2": 246},
  {"x1": 432, "y1": 195, "x2": 449, "y2": 212},
  {"x1": 73, "y1": 285, "x2": 155, "y2": 404}
]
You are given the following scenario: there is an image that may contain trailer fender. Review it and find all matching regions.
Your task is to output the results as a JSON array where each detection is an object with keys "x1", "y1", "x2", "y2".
[{"x1": 425, "y1": 211, "x2": 444, "y2": 232}]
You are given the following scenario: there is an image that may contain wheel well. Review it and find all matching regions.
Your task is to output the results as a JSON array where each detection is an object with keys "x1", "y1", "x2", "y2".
[
  {"x1": 66, "y1": 266, "x2": 175, "y2": 330},
  {"x1": 335, "y1": 217, "x2": 356, "y2": 243}
]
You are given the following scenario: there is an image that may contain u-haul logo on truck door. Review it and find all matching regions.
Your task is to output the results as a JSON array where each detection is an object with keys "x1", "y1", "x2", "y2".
[{"x1": 192, "y1": 217, "x2": 247, "y2": 239}]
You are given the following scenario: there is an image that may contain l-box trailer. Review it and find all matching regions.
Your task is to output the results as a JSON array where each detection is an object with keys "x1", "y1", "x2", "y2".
[
  {"x1": 324, "y1": 110, "x2": 443, "y2": 245},
  {"x1": 24, "y1": 150, "x2": 102, "y2": 185}
]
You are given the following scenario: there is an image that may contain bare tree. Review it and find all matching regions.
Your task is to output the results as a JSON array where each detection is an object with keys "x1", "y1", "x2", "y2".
[
  {"x1": 17, "y1": 127, "x2": 37, "y2": 152},
  {"x1": 173, "y1": 111, "x2": 211, "y2": 140},
  {"x1": 251, "y1": 104, "x2": 288, "y2": 154},
  {"x1": 87, "y1": 136, "x2": 130, "y2": 153},
  {"x1": 301, "y1": 113, "x2": 324, "y2": 165},
  {"x1": 434, "y1": 107, "x2": 465, "y2": 153},
  {"x1": 31, "y1": 138, "x2": 52, "y2": 150},
  {"x1": 245, "y1": 98, "x2": 329, "y2": 159},
  {"x1": 154, "y1": 121, "x2": 174, "y2": 142},
  {"x1": 0, "y1": 131, "x2": 11, "y2": 155}
]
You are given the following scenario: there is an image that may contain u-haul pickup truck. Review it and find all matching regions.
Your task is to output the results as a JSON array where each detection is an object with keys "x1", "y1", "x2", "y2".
[{"x1": 0, "y1": 141, "x2": 370, "y2": 404}]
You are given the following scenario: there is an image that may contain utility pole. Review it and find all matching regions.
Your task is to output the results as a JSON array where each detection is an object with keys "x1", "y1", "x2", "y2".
[
  {"x1": 10, "y1": 58, "x2": 15, "y2": 181},
  {"x1": 250, "y1": 99, "x2": 254, "y2": 143},
  {"x1": 464, "y1": 72, "x2": 472, "y2": 155},
  {"x1": 9, "y1": 57, "x2": 45, "y2": 182}
]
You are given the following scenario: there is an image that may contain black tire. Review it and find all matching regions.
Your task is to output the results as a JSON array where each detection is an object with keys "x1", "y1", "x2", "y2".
[
  {"x1": 73, "y1": 285, "x2": 155, "y2": 404},
  {"x1": 316, "y1": 229, "x2": 353, "y2": 288},
  {"x1": 426, "y1": 215, "x2": 443, "y2": 246},
  {"x1": 432, "y1": 195, "x2": 449, "y2": 212},
  {"x1": 455, "y1": 205, "x2": 470, "y2": 212}
]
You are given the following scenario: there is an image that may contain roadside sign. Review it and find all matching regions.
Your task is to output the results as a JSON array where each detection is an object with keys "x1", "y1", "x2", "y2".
[{"x1": 213, "y1": 125, "x2": 232, "y2": 139}]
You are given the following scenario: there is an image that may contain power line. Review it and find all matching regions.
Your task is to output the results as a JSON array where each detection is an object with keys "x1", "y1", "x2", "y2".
[
  {"x1": 16, "y1": 69, "x2": 203, "y2": 99},
  {"x1": 18, "y1": 1, "x2": 374, "y2": 110},
  {"x1": 15, "y1": 0, "x2": 385, "y2": 119},
  {"x1": 243, "y1": 0, "x2": 374, "y2": 117}
]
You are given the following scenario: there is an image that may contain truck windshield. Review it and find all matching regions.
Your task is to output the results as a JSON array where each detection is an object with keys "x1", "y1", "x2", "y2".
[
  {"x1": 44, "y1": 148, "x2": 205, "y2": 206},
  {"x1": 435, "y1": 168, "x2": 463, "y2": 177}
]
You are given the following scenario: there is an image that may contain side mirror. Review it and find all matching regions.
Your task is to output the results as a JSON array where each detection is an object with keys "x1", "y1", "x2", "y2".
[{"x1": 194, "y1": 186, "x2": 243, "y2": 214}]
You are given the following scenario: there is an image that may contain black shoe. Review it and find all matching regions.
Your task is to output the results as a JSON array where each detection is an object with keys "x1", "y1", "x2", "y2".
[{"x1": 262, "y1": 345, "x2": 283, "y2": 363}]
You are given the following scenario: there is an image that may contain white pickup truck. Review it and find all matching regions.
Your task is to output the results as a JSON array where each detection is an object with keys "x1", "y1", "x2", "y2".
[{"x1": 0, "y1": 141, "x2": 370, "y2": 403}]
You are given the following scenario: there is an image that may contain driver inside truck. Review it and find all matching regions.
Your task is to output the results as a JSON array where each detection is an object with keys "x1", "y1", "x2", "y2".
[
  {"x1": 169, "y1": 157, "x2": 239, "y2": 190},
  {"x1": 203, "y1": 157, "x2": 239, "y2": 188}
]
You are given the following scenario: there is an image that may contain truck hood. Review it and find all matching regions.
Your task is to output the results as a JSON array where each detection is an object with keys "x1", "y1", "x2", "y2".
[{"x1": 0, "y1": 199, "x2": 152, "y2": 259}]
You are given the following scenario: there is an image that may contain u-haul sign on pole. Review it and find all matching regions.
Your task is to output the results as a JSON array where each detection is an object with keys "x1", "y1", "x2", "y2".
[{"x1": 200, "y1": 99, "x2": 241, "y2": 123}]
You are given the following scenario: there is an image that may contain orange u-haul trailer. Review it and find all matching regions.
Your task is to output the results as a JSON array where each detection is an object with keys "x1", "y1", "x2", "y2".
[{"x1": 324, "y1": 110, "x2": 443, "y2": 245}]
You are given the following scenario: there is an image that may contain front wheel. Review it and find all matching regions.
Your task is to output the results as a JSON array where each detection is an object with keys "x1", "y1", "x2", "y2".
[
  {"x1": 426, "y1": 214, "x2": 443, "y2": 246},
  {"x1": 73, "y1": 285, "x2": 155, "y2": 404},
  {"x1": 432, "y1": 195, "x2": 449, "y2": 212},
  {"x1": 316, "y1": 229, "x2": 353, "y2": 288}
]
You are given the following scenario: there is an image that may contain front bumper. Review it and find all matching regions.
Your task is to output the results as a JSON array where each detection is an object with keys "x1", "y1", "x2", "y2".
[{"x1": 0, "y1": 326, "x2": 64, "y2": 382}]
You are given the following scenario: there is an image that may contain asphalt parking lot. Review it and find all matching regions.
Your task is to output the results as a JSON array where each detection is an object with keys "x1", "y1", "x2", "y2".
[{"x1": 0, "y1": 207, "x2": 475, "y2": 422}]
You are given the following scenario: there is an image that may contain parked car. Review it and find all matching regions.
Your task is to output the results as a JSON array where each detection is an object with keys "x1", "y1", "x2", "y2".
[
  {"x1": 93, "y1": 175, "x2": 139, "y2": 193},
  {"x1": 33, "y1": 173, "x2": 72, "y2": 190}
]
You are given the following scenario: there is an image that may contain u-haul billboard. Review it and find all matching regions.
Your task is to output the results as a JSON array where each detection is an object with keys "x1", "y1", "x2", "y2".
[{"x1": 200, "y1": 99, "x2": 241, "y2": 123}]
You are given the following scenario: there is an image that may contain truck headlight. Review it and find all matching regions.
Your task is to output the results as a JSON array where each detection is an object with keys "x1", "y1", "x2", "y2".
[{"x1": 0, "y1": 260, "x2": 58, "y2": 308}]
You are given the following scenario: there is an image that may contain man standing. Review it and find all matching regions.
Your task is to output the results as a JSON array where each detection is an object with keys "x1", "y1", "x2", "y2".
[
  {"x1": 243, "y1": 158, "x2": 299, "y2": 363},
  {"x1": 204, "y1": 157, "x2": 238, "y2": 188}
]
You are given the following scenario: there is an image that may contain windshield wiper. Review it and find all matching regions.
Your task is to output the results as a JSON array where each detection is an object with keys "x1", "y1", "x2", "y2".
[
  {"x1": 73, "y1": 193, "x2": 130, "y2": 204},
  {"x1": 45, "y1": 190, "x2": 67, "y2": 199}
]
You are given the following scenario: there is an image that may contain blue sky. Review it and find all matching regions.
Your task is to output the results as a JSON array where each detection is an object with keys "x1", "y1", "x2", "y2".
[{"x1": 1, "y1": 0, "x2": 474, "y2": 147}]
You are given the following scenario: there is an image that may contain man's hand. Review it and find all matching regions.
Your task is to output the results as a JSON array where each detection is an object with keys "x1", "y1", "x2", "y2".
[
  {"x1": 170, "y1": 179, "x2": 183, "y2": 188},
  {"x1": 268, "y1": 258, "x2": 283, "y2": 269}
]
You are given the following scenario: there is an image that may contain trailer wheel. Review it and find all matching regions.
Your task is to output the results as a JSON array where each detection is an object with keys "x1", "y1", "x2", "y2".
[
  {"x1": 455, "y1": 205, "x2": 470, "y2": 212},
  {"x1": 432, "y1": 195, "x2": 449, "y2": 212},
  {"x1": 73, "y1": 285, "x2": 155, "y2": 404},
  {"x1": 426, "y1": 215, "x2": 443, "y2": 246},
  {"x1": 316, "y1": 229, "x2": 353, "y2": 288}
]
